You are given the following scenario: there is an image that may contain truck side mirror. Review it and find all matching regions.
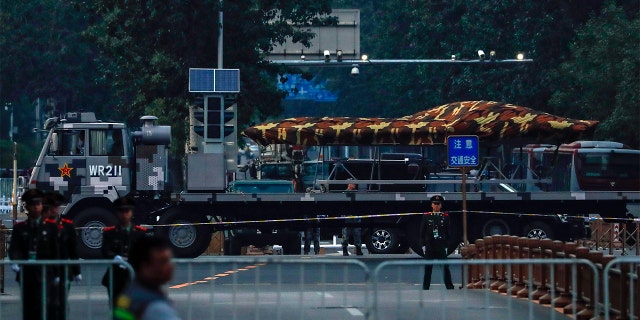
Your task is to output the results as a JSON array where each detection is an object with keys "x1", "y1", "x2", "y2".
[{"x1": 50, "y1": 132, "x2": 59, "y2": 153}]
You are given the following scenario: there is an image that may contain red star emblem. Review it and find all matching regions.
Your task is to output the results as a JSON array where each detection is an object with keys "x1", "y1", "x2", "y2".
[{"x1": 59, "y1": 163, "x2": 73, "y2": 178}]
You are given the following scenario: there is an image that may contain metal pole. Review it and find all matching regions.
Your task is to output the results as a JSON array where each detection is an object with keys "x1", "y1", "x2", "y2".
[
  {"x1": 9, "y1": 103, "x2": 13, "y2": 142},
  {"x1": 36, "y1": 98, "x2": 41, "y2": 148},
  {"x1": 0, "y1": 225, "x2": 5, "y2": 293},
  {"x1": 462, "y1": 166, "x2": 468, "y2": 245},
  {"x1": 218, "y1": 0, "x2": 223, "y2": 69},
  {"x1": 12, "y1": 142, "x2": 17, "y2": 222}
]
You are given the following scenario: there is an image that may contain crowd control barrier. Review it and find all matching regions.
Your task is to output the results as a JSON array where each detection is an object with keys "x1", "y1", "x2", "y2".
[
  {"x1": 463, "y1": 235, "x2": 639, "y2": 320},
  {"x1": 168, "y1": 257, "x2": 371, "y2": 320},
  {"x1": 0, "y1": 252, "x2": 636, "y2": 319},
  {"x1": 372, "y1": 258, "x2": 598, "y2": 320},
  {"x1": 0, "y1": 259, "x2": 134, "y2": 320}
]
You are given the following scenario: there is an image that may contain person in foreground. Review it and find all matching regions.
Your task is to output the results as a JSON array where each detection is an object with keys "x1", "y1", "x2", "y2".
[{"x1": 114, "y1": 236, "x2": 181, "y2": 320}]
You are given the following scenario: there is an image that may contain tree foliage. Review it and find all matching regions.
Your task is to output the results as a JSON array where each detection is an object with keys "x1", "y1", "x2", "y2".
[
  {"x1": 549, "y1": 4, "x2": 639, "y2": 147},
  {"x1": 326, "y1": 0, "x2": 638, "y2": 147},
  {"x1": 73, "y1": 0, "x2": 334, "y2": 153}
]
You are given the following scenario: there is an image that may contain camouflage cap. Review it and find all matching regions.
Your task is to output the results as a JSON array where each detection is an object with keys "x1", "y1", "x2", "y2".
[
  {"x1": 430, "y1": 195, "x2": 445, "y2": 203},
  {"x1": 113, "y1": 196, "x2": 136, "y2": 210},
  {"x1": 21, "y1": 189, "x2": 44, "y2": 204}
]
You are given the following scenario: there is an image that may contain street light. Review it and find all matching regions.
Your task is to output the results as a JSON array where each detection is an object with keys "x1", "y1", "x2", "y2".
[{"x1": 350, "y1": 64, "x2": 360, "y2": 76}]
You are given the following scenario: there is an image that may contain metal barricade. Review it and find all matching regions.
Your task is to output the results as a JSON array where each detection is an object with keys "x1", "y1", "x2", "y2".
[
  {"x1": 168, "y1": 257, "x2": 370, "y2": 320},
  {"x1": 0, "y1": 259, "x2": 134, "y2": 320},
  {"x1": 603, "y1": 256, "x2": 640, "y2": 320},
  {"x1": 372, "y1": 258, "x2": 599, "y2": 320}
]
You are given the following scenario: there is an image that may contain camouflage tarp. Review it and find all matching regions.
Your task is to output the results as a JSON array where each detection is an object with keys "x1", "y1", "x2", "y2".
[{"x1": 243, "y1": 101, "x2": 598, "y2": 146}]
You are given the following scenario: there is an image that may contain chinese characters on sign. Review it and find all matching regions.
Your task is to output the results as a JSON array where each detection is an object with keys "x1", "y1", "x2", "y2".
[{"x1": 447, "y1": 135, "x2": 479, "y2": 167}]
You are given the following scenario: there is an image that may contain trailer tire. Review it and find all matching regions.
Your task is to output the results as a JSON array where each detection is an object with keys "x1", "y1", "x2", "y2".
[
  {"x1": 157, "y1": 209, "x2": 211, "y2": 258},
  {"x1": 524, "y1": 221, "x2": 554, "y2": 239},
  {"x1": 74, "y1": 207, "x2": 117, "y2": 259},
  {"x1": 482, "y1": 219, "x2": 510, "y2": 236},
  {"x1": 365, "y1": 228, "x2": 400, "y2": 254}
]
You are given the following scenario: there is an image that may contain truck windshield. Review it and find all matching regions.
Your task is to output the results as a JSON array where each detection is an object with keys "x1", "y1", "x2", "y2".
[
  {"x1": 577, "y1": 153, "x2": 640, "y2": 179},
  {"x1": 50, "y1": 130, "x2": 85, "y2": 156},
  {"x1": 89, "y1": 129, "x2": 124, "y2": 156}
]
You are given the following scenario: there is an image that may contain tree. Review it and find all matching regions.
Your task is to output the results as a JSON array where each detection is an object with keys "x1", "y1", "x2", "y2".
[
  {"x1": 1, "y1": 0, "x2": 114, "y2": 163},
  {"x1": 549, "y1": 4, "x2": 639, "y2": 147},
  {"x1": 74, "y1": 0, "x2": 335, "y2": 155},
  {"x1": 0, "y1": 0, "x2": 114, "y2": 117},
  {"x1": 325, "y1": 0, "x2": 614, "y2": 119}
]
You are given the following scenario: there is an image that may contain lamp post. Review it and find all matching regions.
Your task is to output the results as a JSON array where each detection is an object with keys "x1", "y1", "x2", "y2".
[{"x1": 3, "y1": 102, "x2": 13, "y2": 142}]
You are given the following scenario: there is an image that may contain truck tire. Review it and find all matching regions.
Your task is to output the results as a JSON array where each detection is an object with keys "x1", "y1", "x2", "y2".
[
  {"x1": 523, "y1": 221, "x2": 554, "y2": 239},
  {"x1": 365, "y1": 228, "x2": 400, "y2": 254},
  {"x1": 74, "y1": 207, "x2": 117, "y2": 259},
  {"x1": 157, "y1": 208, "x2": 212, "y2": 258},
  {"x1": 482, "y1": 219, "x2": 510, "y2": 236}
]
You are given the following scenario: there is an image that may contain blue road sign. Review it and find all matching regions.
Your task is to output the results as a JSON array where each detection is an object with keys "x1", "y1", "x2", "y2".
[{"x1": 447, "y1": 135, "x2": 479, "y2": 167}]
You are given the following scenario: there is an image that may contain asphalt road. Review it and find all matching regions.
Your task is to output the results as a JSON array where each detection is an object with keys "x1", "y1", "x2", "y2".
[{"x1": 0, "y1": 254, "x2": 571, "y2": 320}]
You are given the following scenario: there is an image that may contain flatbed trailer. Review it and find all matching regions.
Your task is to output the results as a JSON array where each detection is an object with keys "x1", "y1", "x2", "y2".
[{"x1": 158, "y1": 189, "x2": 637, "y2": 256}]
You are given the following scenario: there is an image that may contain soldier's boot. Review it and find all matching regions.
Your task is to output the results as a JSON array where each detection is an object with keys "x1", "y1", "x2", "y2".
[
  {"x1": 342, "y1": 247, "x2": 349, "y2": 256},
  {"x1": 355, "y1": 246, "x2": 363, "y2": 256}
]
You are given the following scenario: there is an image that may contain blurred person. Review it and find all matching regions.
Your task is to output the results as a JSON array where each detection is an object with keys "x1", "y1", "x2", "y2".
[
  {"x1": 421, "y1": 195, "x2": 454, "y2": 290},
  {"x1": 102, "y1": 196, "x2": 148, "y2": 308},
  {"x1": 114, "y1": 236, "x2": 181, "y2": 320},
  {"x1": 342, "y1": 182, "x2": 363, "y2": 256},
  {"x1": 9, "y1": 189, "x2": 56, "y2": 320},
  {"x1": 303, "y1": 225, "x2": 320, "y2": 255}
]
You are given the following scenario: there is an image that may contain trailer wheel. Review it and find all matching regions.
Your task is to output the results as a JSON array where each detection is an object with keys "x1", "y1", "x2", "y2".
[
  {"x1": 157, "y1": 209, "x2": 211, "y2": 258},
  {"x1": 74, "y1": 207, "x2": 117, "y2": 259},
  {"x1": 365, "y1": 228, "x2": 400, "y2": 254},
  {"x1": 482, "y1": 219, "x2": 510, "y2": 236},
  {"x1": 524, "y1": 221, "x2": 554, "y2": 239}
]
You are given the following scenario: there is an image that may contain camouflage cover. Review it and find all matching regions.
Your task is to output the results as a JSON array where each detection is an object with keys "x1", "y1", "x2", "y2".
[{"x1": 243, "y1": 101, "x2": 598, "y2": 146}]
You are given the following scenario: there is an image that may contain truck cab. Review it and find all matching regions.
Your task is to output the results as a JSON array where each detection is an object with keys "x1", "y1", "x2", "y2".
[
  {"x1": 31, "y1": 112, "x2": 131, "y2": 206},
  {"x1": 28, "y1": 112, "x2": 171, "y2": 258}
]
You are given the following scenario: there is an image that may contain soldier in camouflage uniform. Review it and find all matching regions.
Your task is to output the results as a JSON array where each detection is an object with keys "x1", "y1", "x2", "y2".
[
  {"x1": 9, "y1": 189, "x2": 56, "y2": 320},
  {"x1": 421, "y1": 195, "x2": 454, "y2": 290},
  {"x1": 42, "y1": 191, "x2": 82, "y2": 320},
  {"x1": 102, "y1": 196, "x2": 148, "y2": 308}
]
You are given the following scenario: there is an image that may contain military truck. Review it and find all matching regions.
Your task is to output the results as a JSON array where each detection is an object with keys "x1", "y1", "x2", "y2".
[{"x1": 25, "y1": 107, "x2": 639, "y2": 258}]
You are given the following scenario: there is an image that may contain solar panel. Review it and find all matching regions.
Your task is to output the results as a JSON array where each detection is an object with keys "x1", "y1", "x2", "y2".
[
  {"x1": 214, "y1": 69, "x2": 240, "y2": 92},
  {"x1": 189, "y1": 68, "x2": 240, "y2": 93}
]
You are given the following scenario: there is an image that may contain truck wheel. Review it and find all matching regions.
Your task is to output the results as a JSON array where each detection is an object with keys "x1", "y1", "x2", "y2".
[
  {"x1": 524, "y1": 221, "x2": 554, "y2": 239},
  {"x1": 482, "y1": 219, "x2": 510, "y2": 236},
  {"x1": 74, "y1": 207, "x2": 117, "y2": 259},
  {"x1": 365, "y1": 228, "x2": 400, "y2": 254},
  {"x1": 157, "y1": 208, "x2": 212, "y2": 258}
]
